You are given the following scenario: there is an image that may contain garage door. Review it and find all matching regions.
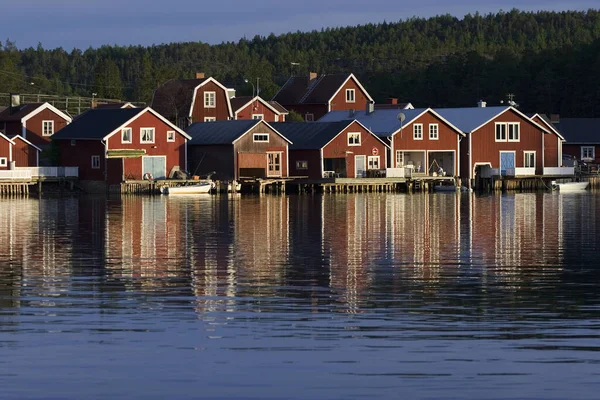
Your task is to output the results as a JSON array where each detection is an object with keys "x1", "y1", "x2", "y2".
[{"x1": 142, "y1": 156, "x2": 166, "y2": 180}]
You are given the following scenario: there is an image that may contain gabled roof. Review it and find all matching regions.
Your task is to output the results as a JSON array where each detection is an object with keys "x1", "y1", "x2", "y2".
[
  {"x1": 374, "y1": 102, "x2": 414, "y2": 110},
  {"x1": 151, "y1": 78, "x2": 208, "y2": 120},
  {"x1": 318, "y1": 108, "x2": 465, "y2": 138},
  {"x1": 51, "y1": 107, "x2": 190, "y2": 141},
  {"x1": 272, "y1": 73, "x2": 372, "y2": 105},
  {"x1": 8, "y1": 135, "x2": 42, "y2": 152},
  {"x1": 186, "y1": 120, "x2": 292, "y2": 146},
  {"x1": 554, "y1": 118, "x2": 600, "y2": 144},
  {"x1": 0, "y1": 132, "x2": 16, "y2": 145},
  {"x1": 435, "y1": 106, "x2": 550, "y2": 134},
  {"x1": 0, "y1": 102, "x2": 72, "y2": 123},
  {"x1": 528, "y1": 113, "x2": 565, "y2": 140},
  {"x1": 230, "y1": 96, "x2": 288, "y2": 116},
  {"x1": 95, "y1": 102, "x2": 136, "y2": 109}
]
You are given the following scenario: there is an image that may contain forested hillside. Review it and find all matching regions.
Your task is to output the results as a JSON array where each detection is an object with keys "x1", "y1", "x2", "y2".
[{"x1": 1, "y1": 9, "x2": 600, "y2": 116}]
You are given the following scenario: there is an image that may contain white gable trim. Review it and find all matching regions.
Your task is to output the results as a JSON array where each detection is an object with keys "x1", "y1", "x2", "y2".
[
  {"x1": 389, "y1": 108, "x2": 465, "y2": 138},
  {"x1": 319, "y1": 119, "x2": 390, "y2": 151},
  {"x1": 233, "y1": 96, "x2": 283, "y2": 117},
  {"x1": 327, "y1": 73, "x2": 374, "y2": 105},
  {"x1": 20, "y1": 102, "x2": 72, "y2": 124},
  {"x1": 11, "y1": 135, "x2": 42, "y2": 152},
  {"x1": 0, "y1": 132, "x2": 16, "y2": 145},
  {"x1": 231, "y1": 120, "x2": 293, "y2": 145},
  {"x1": 102, "y1": 107, "x2": 192, "y2": 142},
  {"x1": 470, "y1": 106, "x2": 550, "y2": 134},
  {"x1": 189, "y1": 77, "x2": 234, "y2": 119},
  {"x1": 530, "y1": 113, "x2": 565, "y2": 140}
]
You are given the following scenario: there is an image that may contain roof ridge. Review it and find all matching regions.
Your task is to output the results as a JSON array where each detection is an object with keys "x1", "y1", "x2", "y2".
[
  {"x1": 299, "y1": 74, "x2": 325, "y2": 103},
  {"x1": 271, "y1": 76, "x2": 295, "y2": 101}
]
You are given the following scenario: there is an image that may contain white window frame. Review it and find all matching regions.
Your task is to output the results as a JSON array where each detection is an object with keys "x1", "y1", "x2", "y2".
[
  {"x1": 524, "y1": 151, "x2": 536, "y2": 168},
  {"x1": 121, "y1": 127, "x2": 132, "y2": 144},
  {"x1": 495, "y1": 122, "x2": 507, "y2": 142},
  {"x1": 0, "y1": 157, "x2": 7, "y2": 167},
  {"x1": 346, "y1": 89, "x2": 355, "y2": 103},
  {"x1": 252, "y1": 114, "x2": 264, "y2": 120},
  {"x1": 140, "y1": 127, "x2": 155, "y2": 144},
  {"x1": 581, "y1": 146, "x2": 595, "y2": 161},
  {"x1": 348, "y1": 132, "x2": 361, "y2": 146},
  {"x1": 253, "y1": 133, "x2": 269, "y2": 143},
  {"x1": 42, "y1": 120, "x2": 54, "y2": 136},
  {"x1": 395, "y1": 151, "x2": 404, "y2": 167},
  {"x1": 91, "y1": 155, "x2": 100, "y2": 169},
  {"x1": 413, "y1": 124, "x2": 423, "y2": 140},
  {"x1": 367, "y1": 156, "x2": 380, "y2": 170},
  {"x1": 305, "y1": 113, "x2": 314, "y2": 122},
  {"x1": 204, "y1": 117, "x2": 216, "y2": 122},
  {"x1": 274, "y1": 115, "x2": 279, "y2": 122},
  {"x1": 296, "y1": 160, "x2": 308, "y2": 170},
  {"x1": 204, "y1": 91, "x2": 216, "y2": 108},
  {"x1": 429, "y1": 123, "x2": 439, "y2": 140},
  {"x1": 167, "y1": 130, "x2": 176, "y2": 142},
  {"x1": 508, "y1": 122, "x2": 520, "y2": 142}
]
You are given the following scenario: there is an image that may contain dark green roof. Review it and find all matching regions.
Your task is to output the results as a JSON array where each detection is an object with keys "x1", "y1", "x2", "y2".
[{"x1": 52, "y1": 108, "x2": 142, "y2": 140}]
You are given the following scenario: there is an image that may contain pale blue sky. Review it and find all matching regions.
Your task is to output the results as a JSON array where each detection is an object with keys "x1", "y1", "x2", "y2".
[{"x1": 2, "y1": 0, "x2": 598, "y2": 49}]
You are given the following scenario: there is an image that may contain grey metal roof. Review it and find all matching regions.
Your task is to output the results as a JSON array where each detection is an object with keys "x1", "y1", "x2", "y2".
[
  {"x1": 433, "y1": 106, "x2": 510, "y2": 133},
  {"x1": 186, "y1": 120, "x2": 259, "y2": 145},
  {"x1": 51, "y1": 108, "x2": 142, "y2": 140},
  {"x1": 271, "y1": 121, "x2": 354, "y2": 150},
  {"x1": 554, "y1": 118, "x2": 600, "y2": 144},
  {"x1": 318, "y1": 108, "x2": 431, "y2": 136}
]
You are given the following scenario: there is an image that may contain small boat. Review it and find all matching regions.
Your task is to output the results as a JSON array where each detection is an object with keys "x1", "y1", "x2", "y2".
[
  {"x1": 555, "y1": 181, "x2": 589, "y2": 192},
  {"x1": 433, "y1": 184, "x2": 458, "y2": 192},
  {"x1": 161, "y1": 181, "x2": 214, "y2": 195},
  {"x1": 228, "y1": 181, "x2": 241, "y2": 193}
]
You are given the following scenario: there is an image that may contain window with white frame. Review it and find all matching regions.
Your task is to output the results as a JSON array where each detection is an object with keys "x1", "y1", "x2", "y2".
[
  {"x1": 396, "y1": 151, "x2": 404, "y2": 167},
  {"x1": 253, "y1": 133, "x2": 269, "y2": 142},
  {"x1": 346, "y1": 89, "x2": 355, "y2": 103},
  {"x1": 495, "y1": 123, "x2": 507, "y2": 141},
  {"x1": 524, "y1": 151, "x2": 535, "y2": 168},
  {"x1": 140, "y1": 128, "x2": 155, "y2": 144},
  {"x1": 348, "y1": 132, "x2": 361, "y2": 146},
  {"x1": 42, "y1": 120, "x2": 54, "y2": 136},
  {"x1": 91, "y1": 155, "x2": 100, "y2": 169},
  {"x1": 296, "y1": 160, "x2": 308, "y2": 170},
  {"x1": 252, "y1": 114, "x2": 264, "y2": 120},
  {"x1": 167, "y1": 131, "x2": 176, "y2": 142},
  {"x1": 429, "y1": 123, "x2": 439, "y2": 140},
  {"x1": 121, "y1": 127, "x2": 132, "y2": 144},
  {"x1": 0, "y1": 157, "x2": 7, "y2": 167},
  {"x1": 368, "y1": 156, "x2": 380, "y2": 169},
  {"x1": 204, "y1": 117, "x2": 216, "y2": 122},
  {"x1": 495, "y1": 122, "x2": 519, "y2": 142},
  {"x1": 305, "y1": 113, "x2": 314, "y2": 122},
  {"x1": 413, "y1": 124, "x2": 423, "y2": 140},
  {"x1": 204, "y1": 91, "x2": 216, "y2": 108},
  {"x1": 508, "y1": 123, "x2": 520, "y2": 142},
  {"x1": 274, "y1": 115, "x2": 279, "y2": 122},
  {"x1": 581, "y1": 146, "x2": 595, "y2": 161}
]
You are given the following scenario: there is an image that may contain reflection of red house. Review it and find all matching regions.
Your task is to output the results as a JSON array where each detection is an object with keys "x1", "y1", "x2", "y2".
[
  {"x1": 0, "y1": 101, "x2": 72, "y2": 147},
  {"x1": 272, "y1": 72, "x2": 373, "y2": 122},
  {"x1": 231, "y1": 96, "x2": 288, "y2": 122},
  {"x1": 51, "y1": 107, "x2": 190, "y2": 191},
  {"x1": 273, "y1": 120, "x2": 388, "y2": 179}
]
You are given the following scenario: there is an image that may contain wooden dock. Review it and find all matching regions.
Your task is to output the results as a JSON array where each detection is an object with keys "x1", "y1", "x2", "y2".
[{"x1": 287, "y1": 176, "x2": 457, "y2": 194}]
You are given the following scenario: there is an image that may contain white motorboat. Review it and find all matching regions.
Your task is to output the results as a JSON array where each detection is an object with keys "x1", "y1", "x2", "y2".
[
  {"x1": 555, "y1": 181, "x2": 589, "y2": 192},
  {"x1": 161, "y1": 181, "x2": 214, "y2": 195}
]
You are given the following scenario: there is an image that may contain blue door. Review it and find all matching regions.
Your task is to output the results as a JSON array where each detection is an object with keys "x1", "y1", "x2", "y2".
[
  {"x1": 500, "y1": 152, "x2": 515, "y2": 176},
  {"x1": 142, "y1": 156, "x2": 166, "y2": 180}
]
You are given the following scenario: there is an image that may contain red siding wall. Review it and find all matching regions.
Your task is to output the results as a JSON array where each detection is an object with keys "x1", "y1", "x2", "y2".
[
  {"x1": 191, "y1": 81, "x2": 231, "y2": 122},
  {"x1": 235, "y1": 100, "x2": 280, "y2": 122},
  {"x1": 469, "y1": 109, "x2": 544, "y2": 177},
  {"x1": 57, "y1": 140, "x2": 106, "y2": 181},
  {"x1": 11, "y1": 138, "x2": 38, "y2": 167},
  {"x1": 232, "y1": 122, "x2": 289, "y2": 179},
  {"x1": 288, "y1": 149, "x2": 322, "y2": 179},
  {"x1": 322, "y1": 121, "x2": 387, "y2": 178},
  {"x1": 24, "y1": 108, "x2": 69, "y2": 146},
  {"x1": 531, "y1": 116, "x2": 560, "y2": 168},
  {"x1": 0, "y1": 137, "x2": 11, "y2": 170},
  {"x1": 329, "y1": 78, "x2": 370, "y2": 114},
  {"x1": 563, "y1": 144, "x2": 600, "y2": 164}
]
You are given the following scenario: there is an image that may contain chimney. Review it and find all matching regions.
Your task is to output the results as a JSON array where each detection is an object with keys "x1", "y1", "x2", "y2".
[
  {"x1": 387, "y1": 97, "x2": 398, "y2": 105},
  {"x1": 227, "y1": 88, "x2": 236, "y2": 99},
  {"x1": 550, "y1": 114, "x2": 560, "y2": 123},
  {"x1": 477, "y1": 100, "x2": 486, "y2": 108},
  {"x1": 367, "y1": 100, "x2": 375, "y2": 115},
  {"x1": 195, "y1": 72, "x2": 205, "y2": 79},
  {"x1": 9, "y1": 93, "x2": 20, "y2": 115},
  {"x1": 309, "y1": 72, "x2": 318, "y2": 81}
]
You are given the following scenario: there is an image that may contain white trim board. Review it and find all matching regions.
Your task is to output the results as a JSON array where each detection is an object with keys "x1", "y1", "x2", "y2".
[
  {"x1": 102, "y1": 107, "x2": 191, "y2": 142},
  {"x1": 189, "y1": 77, "x2": 234, "y2": 119},
  {"x1": 21, "y1": 102, "x2": 72, "y2": 124}
]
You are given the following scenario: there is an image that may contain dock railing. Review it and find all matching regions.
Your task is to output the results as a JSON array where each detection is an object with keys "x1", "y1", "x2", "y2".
[
  {"x1": 14, "y1": 167, "x2": 79, "y2": 178},
  {"x1": 386, "y1": 167, "x2": 412, "y2": 178},
  {"x1": 0, "y1": 170, "x2": 33, "y2": 180},
  {"x1": 543, "y1": 167, "x2": 575, "y2": 176}
]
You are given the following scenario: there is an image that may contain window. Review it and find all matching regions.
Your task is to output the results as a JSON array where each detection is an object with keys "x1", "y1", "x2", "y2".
[
  {"x1": 581, "y1": 146, "x2": 595, "y2": 161},
  {"x1": 429, "y1": 124, "x2": 439, "y2": 140},
  {"x1": 91, "y1": 155, "x2": 100, "y2": 169},
  {"x1": 70, "y1": 140, "x2": 76, "y2": 147},
  {"x1": 204, "y1": 91, "x2": 216, "y2": 108},
  {"x1": 204, "y1": 117, "x2": 216, "y2": 122},
  {"x1": 252, "y1": 114, "x2": 264, "y2": 120},
  {"x1": 253, "y1": 133, "x2": 269, "y2": 142},
  {"x1": 346, "y1": 89, "x2": 355, "y2": 103},
  {"x1": 296, "y1": 161, "x2": 308, "y2": 170},
  {"x1": 396, "y1": 151, "x2": 404, "y2": 167},
  {"x1": 413, "y1": 124, "x2": 423, "y2": 140},
  {"x1": 167, "y1": 131, "x2": 176, "y2": 142},
  {"x1": 0, "y1": 157, "x2": 6, "y2": 167},
  {"x1": 121, "y1": 127, "x2": 132, "y2": 144},
  {"x1": 496, "y1": 122, "x2": 519, "y2": 142},
  {"x1": 348, "y1": 132, "x2": 361, "y2": 146},
  {"x1": 305, "y1": 113, "x2": 314, "y2": 122},
  {"x1": 524, "y1": 151, "x2": 535, "y2": 168},
  {"x1": 140, "y1": 128, "x2": 155, "y2": 144},
  {"x1": 368, "y1": 156, "x2": 380, "y2": 170},
  {"x1": 42, "y1": 120, "x2": 54, "y2": 136}
]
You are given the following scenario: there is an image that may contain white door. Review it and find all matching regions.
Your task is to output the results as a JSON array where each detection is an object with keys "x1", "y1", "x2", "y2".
[
  {"x1": 355, "y1": 155, "x2": 366, "y2": 178},
  {"x1": 267, "y1": 152, "x2": 282, "y2": 177}
]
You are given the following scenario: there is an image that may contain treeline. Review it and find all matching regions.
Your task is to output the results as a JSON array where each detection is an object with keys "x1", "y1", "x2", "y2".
[{"x1": 1, "y1": 9, "x2": 600, "y2": 116}]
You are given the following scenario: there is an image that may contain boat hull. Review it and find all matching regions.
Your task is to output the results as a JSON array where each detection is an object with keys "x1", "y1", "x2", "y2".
[
  {"x1": 162, "y1": 182, "x2": 213, "y2": 194},
  {"x1": 556, "y1": 182, "x2": 589, "y2": 192}
]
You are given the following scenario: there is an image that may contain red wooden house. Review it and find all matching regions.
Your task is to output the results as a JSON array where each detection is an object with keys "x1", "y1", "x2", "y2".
[
  {"x1": 231, "y1": 96, "x2": 288, "y2": 122},
  {"x1": 529, "y1": 113, "x2": 565, "y2": 169},
  {"x1": 272, "y1": 72, "x2": 373, "y2": 122},
  {"x1": 554, "y1": 118, "x2": 600, "y2": 164},
  {"x1": 273, "y1": 120, "x2": 388, "y2": 179},
  {"x1": 0, "y1": 100, "x2": 72, "y2": 147},
  {"x1": 186, "y1": 120, "x2": 291, "y2": 181},
  {"x1": 151, "y1": 73, "x2": 233, "y2": 128},
  {"x1": 51, "y1": 107, "x2": 190, "y2": 191}
]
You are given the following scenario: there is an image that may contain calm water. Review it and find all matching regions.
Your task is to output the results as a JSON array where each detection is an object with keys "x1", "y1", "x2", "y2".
[{"x1": 1, "y1": 192, "x2": 599, "y2": 399}]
